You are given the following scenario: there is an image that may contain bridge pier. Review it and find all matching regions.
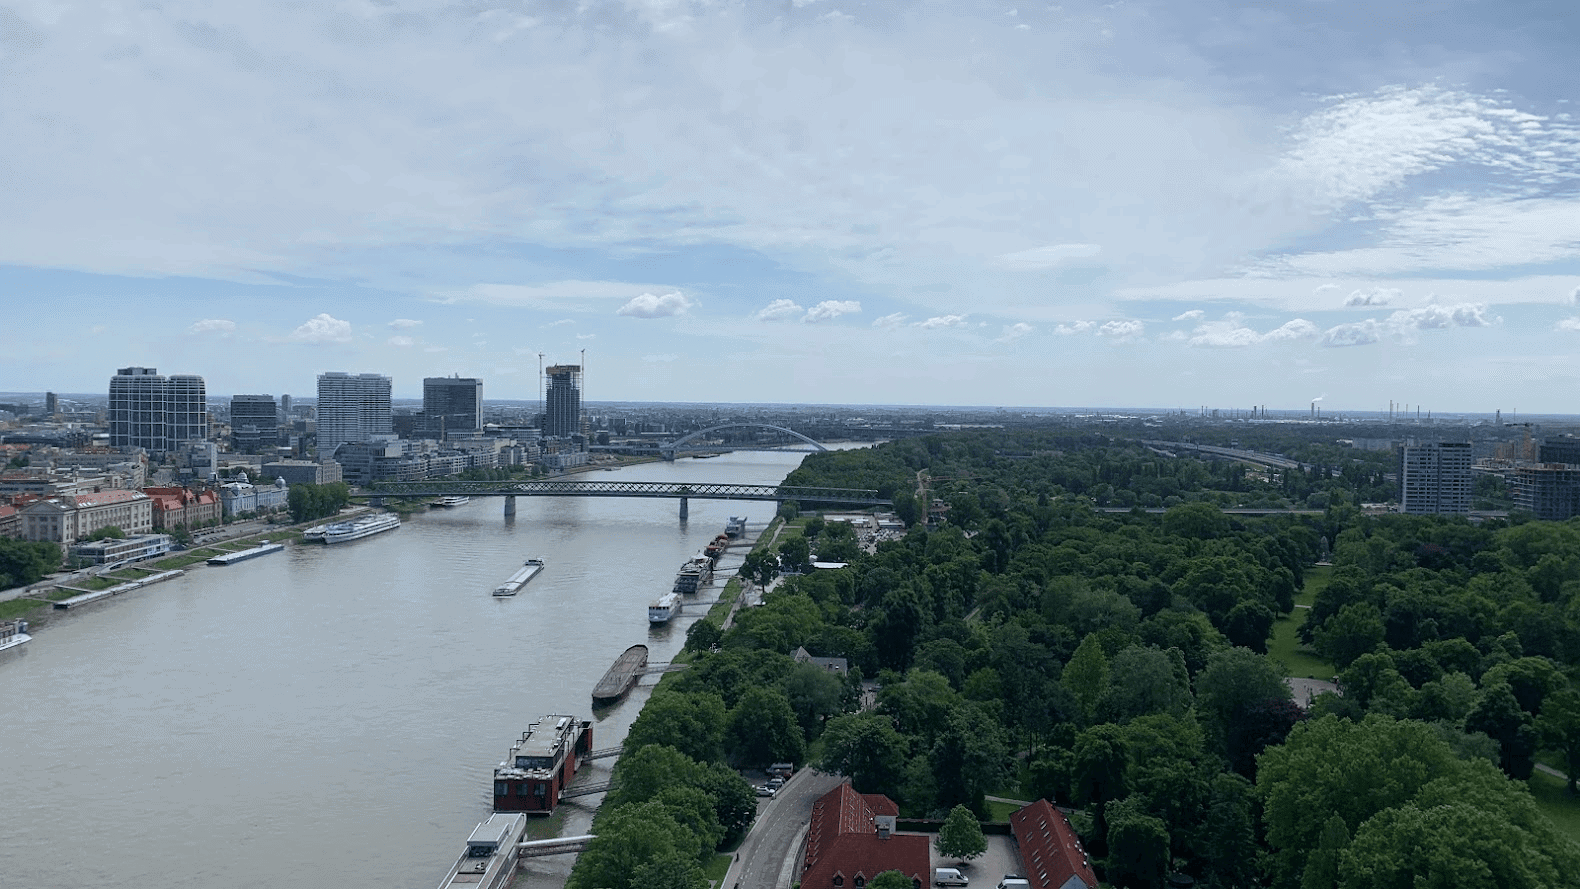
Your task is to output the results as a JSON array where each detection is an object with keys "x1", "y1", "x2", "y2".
[
  {"x1": 504, "y1": 495, "x2": 516, "y2": 518},
  {"x1": 678, "y1": 496, "x2": 688, "y2": 520}
]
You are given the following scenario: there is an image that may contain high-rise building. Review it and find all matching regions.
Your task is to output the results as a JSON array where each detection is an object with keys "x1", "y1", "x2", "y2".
[
  {"x1": 1398, "y1": 442, "x2": 1473, "y2": 514},
  {"x1": 543, "y1": 365, "x2": 582, "y2": 438},
  {"x1": 423, "y1": 376, "x2": 484, "y2": 438},
  {"x1": 109, "y1": 367, "x2": 208, "y2": 452},
  {"x1": 1512, "y1": 465, "x2": 1580, "y2": 520},
  {"x1": 1539, "y1": 439, "x2": 1580, "y2": 466},
  {"x1": 316, "y1": 372, "x2": 392, "y2": 458},
  {"x1": 231, "y1": 394, "x2": 279, "y2": 453},
  {"x1": 45, "y1": 392, "x2": 58, "y2": 416},
  {"x1": 280, "y1": 394, "x2": 293, "y2": 419}
]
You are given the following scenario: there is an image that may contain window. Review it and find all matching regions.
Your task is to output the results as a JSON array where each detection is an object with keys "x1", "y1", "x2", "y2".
[
  {"x1": 833, "y1": 877, "x2": 843, "y2": 887},
  {"x1": 854, "y1": 878, "x2": 864, "y2": 888},
  {"x1": 494, "y1": 782, "x2": 508, "y2": 797}
]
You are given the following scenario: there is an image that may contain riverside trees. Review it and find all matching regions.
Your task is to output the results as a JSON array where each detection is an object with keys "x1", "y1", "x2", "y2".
[{"x1": 567, "y1": 428, "x2": 1580, "y2": 888}]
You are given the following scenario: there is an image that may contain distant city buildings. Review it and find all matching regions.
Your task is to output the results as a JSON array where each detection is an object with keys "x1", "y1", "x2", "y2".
[
  {"x1": 315, "y1": 372, "x2": 392, "y2": 459},
  {"x1": 108, "y1": 367, "x2": 207, "y2": 452},
  {"x1": 1399, "y1": 442, "x2": 1473, "y2": 514},
  {"x1": 423, "y1": 376, "x2": 483, "y2": 438},
  {"x1": 230, "y1": 394, "x2": 279, "y2": 453}
]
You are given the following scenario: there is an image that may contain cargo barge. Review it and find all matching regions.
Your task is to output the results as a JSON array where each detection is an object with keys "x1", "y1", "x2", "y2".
[
  {"x1": 492, "y1": 558, "x2": 545, "y2": 596},
  {"x1": 492, "y1": 714, "x2": 593, "y2": 814},
  {"x1": 434, "y1": 813, "x2": 527, "y2": 889},
  {"x1": 592, "y1": 644, "x2": 649, "y2": 704},
  {"x1": 206, "y1": 542, "x2": 285, "y2": 566}
]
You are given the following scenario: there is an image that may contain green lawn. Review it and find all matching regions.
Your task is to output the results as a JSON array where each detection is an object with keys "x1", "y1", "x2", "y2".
[
  {"x1": 1529, "y1": 770, "x2": 1580, "y2": 844},
  {"x1": 985, "y1": 799, "x2": 1020, "y2": 823},
  {"x1": 0, "y1": 599, "x2": 46, "y2": 620},
  {"x1": 702, "y1": 852, "x2": 733, "y2": 887},
  {"x1": 1269, "y1": 565, "x2": 1336, "y2": 681}
]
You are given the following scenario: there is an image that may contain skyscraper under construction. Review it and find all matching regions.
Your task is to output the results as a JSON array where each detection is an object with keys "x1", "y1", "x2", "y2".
[{"x1": 543, "y1": 364, "x2": 582, "y2": 438}]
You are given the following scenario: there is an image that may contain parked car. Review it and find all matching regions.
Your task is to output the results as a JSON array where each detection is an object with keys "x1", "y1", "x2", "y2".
[
  {"x1": 935, "y1": 867, "x2": 969, "y2": 886},
  {"x1": 755, "y1": 784, "x2": 777, "y2": 798}
]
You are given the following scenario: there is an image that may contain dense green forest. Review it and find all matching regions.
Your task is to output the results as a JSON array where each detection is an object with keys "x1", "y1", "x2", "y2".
[{"x1": 567, "y1": 430, "x2": 1580, "y2": 889}]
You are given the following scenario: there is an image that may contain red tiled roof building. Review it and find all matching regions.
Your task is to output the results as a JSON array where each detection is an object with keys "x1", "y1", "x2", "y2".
[
  {"x1": 1008, "y1": 800, "x2": 1098, "y2": 889},
  {"x1": 801, "y1": 783, "x2": 930, "y2": 889}
]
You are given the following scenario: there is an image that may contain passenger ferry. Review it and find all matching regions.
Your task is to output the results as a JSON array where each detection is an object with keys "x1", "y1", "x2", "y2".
[
  {"x1": 672, "y1": 556, "x2": 714, "y2": 593},
  {"x1": 432, "y1": 495, "x2": 471, "y2": 508},
  {"x1": 492, "y1": 558, "x2": 545, "y2": 596},
  {"x1": 493, "y1": 715, "x2": 593, "y2": 814},
  {"x1": 0, "y1": 619, "x2": 31, "y2": 655},
  {"x1": 434, "y1": 813, "x2": 527, "y2": 889},
  {"x1": 319, "y1": 512, "x2": 400, "y2": 544},
  {"x1": 726, "y1": 515, "x2": 748, "y2": 538},
  {"x1": 649, "y1": 590, "x2": 682, "y2": 624}
]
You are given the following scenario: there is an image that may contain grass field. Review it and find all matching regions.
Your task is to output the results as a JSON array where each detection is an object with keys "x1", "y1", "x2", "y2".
[
  {"x1": 0, "y1": 598, "x2": 46, "y2": 620},
  {"x1": 1529, "y1": 770, "x2": 1580, "y2": 844},
  {"x1": 1269, "y1": 565, "x2": 1335, "y2": 681}
]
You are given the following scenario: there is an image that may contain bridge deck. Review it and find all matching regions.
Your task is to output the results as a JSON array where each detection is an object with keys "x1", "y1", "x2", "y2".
[{"x1": 368, "y1": 480, "x2": 887, "y2": 505}]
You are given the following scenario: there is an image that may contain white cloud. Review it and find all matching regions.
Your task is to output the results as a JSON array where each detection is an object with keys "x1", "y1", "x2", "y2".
[
  {"x1": 288, "y1": 313, "x2": 352, "y2": 344},
  {"x1": 1172, "y1": 310, "x2": 1204, "y2": 322},
  {"x1": 804, "y1": 300, "x2": 861, "y2": 323},
  {"x1": 388, "y1": 318, "x2": 422, "y2": 329},
  {"x1": 187, "y1": 318, "x2": 235, "y2": 335},
  {"x1": 1319, "y1": 302, "x2": 1495, "y2": 346},
  {"x1": 1098, "y1": 320, "x2": 1145, "y2": 340},
  {"x1": 1345, "y1": 288, "x2": 1397, "y2": 307},
  {"x1": 996, "y1": 243, "x2": 1102, "y2": 270},
  {"x1": 754, "y1": 299, "x2": 805, "y2": 322},
  {"x1": 872, "y1": 313, "x2": 908, "y2": 328},
  {"x1": 997, "y1": 322, "x2": 1034, "y2": 342},
  {"x1": 1055, "y1": 321, "x2": 1094, "y2": 336},
  {"x1": 917, "y1": 314, "x2": 969, "y2": 329},
  {"x1": 1557, "y1": 318, "x2": 1580, "y2": 332},
  {"x1": 1265, "y1": 319, "x2": 1321, "y2": 342},
  {"x1": 1313, "y1": 284, "x2": 1340, "y2": 294},
  {"x1": 545, "y1": 319, "x2": 575, "y2": 327},
  {"x1": 440, "y1": 282, "x2": 685, "y2": 312},
  {"x1": 388, "y1": 335, "x2": 415, "y2": 347},
  {"x1": 576, "y1": 333, "x2": 597, "y2": 340},
  {"x1": 616, "y1": 292, "x2": 693, "y2": 318}
]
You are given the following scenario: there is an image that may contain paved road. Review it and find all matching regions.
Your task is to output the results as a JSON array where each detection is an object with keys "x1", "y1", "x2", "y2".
[{"x1": 722, "y1": 769, "x2": 843, "y2": 889}]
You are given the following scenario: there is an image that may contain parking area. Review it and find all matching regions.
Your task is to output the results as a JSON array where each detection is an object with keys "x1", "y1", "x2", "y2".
[{"x1": 930, "y1": 833, "x2": 1024, "y2": 888}]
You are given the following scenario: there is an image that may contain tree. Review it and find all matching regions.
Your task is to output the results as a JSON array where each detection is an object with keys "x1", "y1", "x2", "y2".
[
  {"x1": 1312, "y1": 602, "x2": 1385, "y2": 669},
  {"x1": 782, "y1": 661, "x2": 845, "y2": 737},
  {"x1": 1100, "y1": 646, "x2": 1191, "y2": 723},
  {"x1": 684, "y1": 619, "x2": 721, "y2": 653},
  {"x1": 724, "y1": 687, "x2": 805, "y2": 766},
  {"x1": 569, "y1": 801, "x2": 703, "y2": 889},
  {"x1": 1105, "y1": 796, "x2": 1170, "y2": 889},
  {"x1": 935, "y1": 804, "x2": 988, "y2": 862},
  {"x1": 1535, "y1": 687, "x2": 1580, "y2": 794},
  {"x1": 624, "y1": 690, "x2": 727, "y2": 763},
  {"x1": 739, "y1": 548, "x2": 780, "y2": 587},
  {"x1": 1064, "y1": 632, "x2": 1110, "y2": 723},
  {"x1": 816, "y1": 711, "x2": 910, "y2": 798},
  {"x1": 867, "y1": 871, "x2": 914, "y2": 889},
  {"x1": 1299, "y1": 814, "x2": 1348, "y2": 889},
  {"x1": 1194, "y1": 647, "x2": 1292, "y2": 773},
  {"x1": 777, "y1": 535, "x2": 811, "y2": 574},
  {"x1": 1072, "y1": 724, "x2": 1129, "y2": 856}
]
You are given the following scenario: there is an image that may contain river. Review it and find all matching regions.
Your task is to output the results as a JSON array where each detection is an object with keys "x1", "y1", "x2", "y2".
[{"x1": 0, "y1": 450, "x2": 817, "y2": 889}]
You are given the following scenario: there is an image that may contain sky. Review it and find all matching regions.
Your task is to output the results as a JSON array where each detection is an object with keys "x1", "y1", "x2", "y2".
[{"x1": 2, "y1": 0, "x2": 1578, "y2": 411}]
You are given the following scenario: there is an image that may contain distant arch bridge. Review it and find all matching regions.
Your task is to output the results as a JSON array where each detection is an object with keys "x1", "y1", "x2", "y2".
[{"x1": 592, "y1": 423, "x2": 830, "y2": 457}]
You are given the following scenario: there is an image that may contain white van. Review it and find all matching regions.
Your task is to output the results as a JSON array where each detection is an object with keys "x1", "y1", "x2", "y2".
[
  {"x1": 934, "y1": 867, "x2": 969, "y2": 886},
  {"x1": 996, "y1": 878, "x2": 1030, "y2": 889}
]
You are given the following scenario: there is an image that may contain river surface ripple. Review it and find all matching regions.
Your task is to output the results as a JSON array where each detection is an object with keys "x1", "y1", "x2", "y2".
[{"x1": 0, "y1": 450, "x2": 813, "y2": 889}]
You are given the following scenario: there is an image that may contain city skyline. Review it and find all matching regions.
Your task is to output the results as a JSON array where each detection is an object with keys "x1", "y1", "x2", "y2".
[{"x1": 2, "y1": 3, "x2": 1578, "y2": 410}]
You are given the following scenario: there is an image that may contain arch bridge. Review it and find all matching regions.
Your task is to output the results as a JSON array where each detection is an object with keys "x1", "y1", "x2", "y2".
[{"x1": 663, "y1": 423, "x2": 828, "y2": 456}]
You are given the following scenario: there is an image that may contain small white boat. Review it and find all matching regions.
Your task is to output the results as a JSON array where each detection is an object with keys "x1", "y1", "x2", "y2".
[
  {"x1": 493, "y1": 559, "x2": 546, "y2": 597},
  {"x1": 0, "y1": 619, "x2": 31, "y2": 655},
  {"x1": 648, "y1": 591, "x2": 682, "y2": 624},
  {"x1": 433, "y1": 496, "x2": 471, "y2": 508}
]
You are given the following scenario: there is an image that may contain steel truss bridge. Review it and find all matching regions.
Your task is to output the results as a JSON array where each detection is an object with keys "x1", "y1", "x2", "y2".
[{"x1": 366, "y1": 480, "x2": 889, "y2": 518}]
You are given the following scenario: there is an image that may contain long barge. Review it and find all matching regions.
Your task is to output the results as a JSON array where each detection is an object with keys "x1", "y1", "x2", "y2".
[
  {"x1": 592, "y1": 644, "x2": 649, "y2": 704},
  {"x1": 434, "y1": 813, "x2": 527, "y2": 889},
  {"x1": 492, "y1": 558, "x2": 545, "y2": 596},
  {"x1": 206, "y1": 542, "x2": 285, "y2": 566},
  {"x1": 492, "y1": 714, "x2": 593, "y2": 814}
]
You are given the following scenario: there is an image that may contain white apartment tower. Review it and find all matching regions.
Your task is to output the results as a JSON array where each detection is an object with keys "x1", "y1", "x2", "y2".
[
  {"x1": 1398, "y1": 442, "x2": 1473, "y2": 514},
  {"x1": 316, "y1": 372, "x2": 393, "y2": 459},
  {"x1": 108, "y1": 366, "x2": 208, "y2": 452}
]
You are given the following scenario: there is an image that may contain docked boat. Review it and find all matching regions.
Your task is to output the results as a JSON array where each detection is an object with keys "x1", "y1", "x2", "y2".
[
  {"x1": 301, "y1": 524, "x2": 330, "y2": 542},
  {"x1": 592, "y1": 644, "x2": 649, "y2": 703},
  {"x1": 492, "y1": 714, "x2": 593, "y2": 814},
  {"x1": 649, "y1": 590, "x2": 682, "y2": 624},
  {"x1": 703, "y1": 533, "x2": 730, "y2": 562},
  {"x1": 726, "y1": 515, "x2": 748, "y2": 538},
  {"x1": 0, "y1": 619, "x2": 31, "y2": 655},
  {"x1": 434, "y1": 813, "x2": 527, "y2": 889},
  {"x1": 492, "y1": 558, "x2": 545, "y2": 596},
  {"x1": 318, "y1": 512, "x2": 400, "y2": 544},
  {"x1": 207, "y1": 542, "x2": 285, "y2": 566},
  {"x1": 432, "y1": 495, "x2": 471, "y2": 508},
  {"x1": 672, "y1": 556, "x2": 714, "y2": 594}
]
